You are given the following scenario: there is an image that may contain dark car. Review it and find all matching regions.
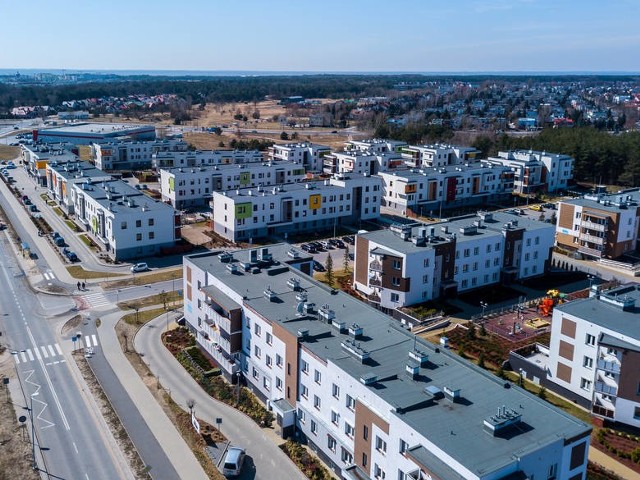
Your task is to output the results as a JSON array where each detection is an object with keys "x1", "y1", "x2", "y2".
[
  {"x1": 309, "y1": 241, "x2": 323, "y2": 251},
  {"x1": 341, "y1": 235, "x2": 355, "y2": 245},
  {"x1": 313, "y1": 260, "x2": 325, "y2": 272},
  {"x1": 54, "y1": 236, "x2": 65, "y2": 247},
  {"x1": 63, "y1": 248, "x2": 78, "y2": 262},
  {"x1": 29, "y1": 205, "x2": 38, "y2": 212},
  {"x1": 330, "y1": 238, "x2": 345, "y2": 249},
  {"x1": 301, "y1": 243, "x2": 317, "y2": 253}
]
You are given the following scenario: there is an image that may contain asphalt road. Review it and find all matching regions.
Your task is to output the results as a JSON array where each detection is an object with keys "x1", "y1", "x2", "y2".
[{"x1": 0, "y1": 234, "x2": 129, "y2": 480}]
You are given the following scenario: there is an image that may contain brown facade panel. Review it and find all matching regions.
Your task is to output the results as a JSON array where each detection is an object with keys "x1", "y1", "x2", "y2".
[
  {"x1": 434, "y1": 240, "x2": 456, "y2": 282},
  {"x1": 186, "y1": 265, "x2": 192, "y2": 284},
  {"x1": 272, "y1": 321, "x2": 299, "y2": 406},
  {"x1": 616, "y1": 349, "x2": 640, "y2": 400},
  {"x1": 354, "y1": 401, "x2": 389, "y2": 476},
  {"x1": 556, "y1": 232, "x2": 577, "y2": 250},
  {"x1": 559, "y1": 340, "x2": 575, "y2": 361},
  {"x1": 561, "y1": 317, "x2": 577, "y2": 339},
  {"x1": 380, "y1": 254, "x2": 410, "y2": 292},
  {"x1": 355, "y1": 237, "x2": 369, "y2": 286},
  {"x1": 503, "y1": 228, "x2": 524, "y2": 268},
  {"x1": 558, "y1": 203, "x2": 575, "y2": 230},
  {"x1": 556, "y1": 362, "x2": 572, "y2": 383}
]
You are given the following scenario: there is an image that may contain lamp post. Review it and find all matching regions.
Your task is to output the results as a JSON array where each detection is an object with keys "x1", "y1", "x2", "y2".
[
  {"x1": 236, "y1": 372, "x2": 242, "y2": 405},
  {"x1": 187, "y1": 398, "x2": 195, "y2": 417},
  {"x1": 480, "y1": 301, "x2": 488, "y2": 319}
]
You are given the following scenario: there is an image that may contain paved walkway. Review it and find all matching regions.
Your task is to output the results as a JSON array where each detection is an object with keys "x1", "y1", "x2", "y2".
[
  {"x1": 97, "y1": 311, "x2": 208, "y2": 480},
  {"x1": 589, "y1": 445, "x2": 639, "y2": 479},
  {"x1": 134, "y1": 314, "x2": 307, "y2": 480}
]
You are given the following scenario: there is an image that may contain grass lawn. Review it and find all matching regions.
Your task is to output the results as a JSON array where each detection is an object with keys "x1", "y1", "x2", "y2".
[
  {"x1": 103, "y1": 268, "x2": 183, "y2": 290},
  {"x1": 122, "y1": 306, "x2": 167, "y2": 326},
  {"x1": 314, "y1": 268, "x2": 351, "y2": 288},
  {"x1": 52, "y1": 206, "x2": 64, "y2": 217},
  {"x1": 67, "y1": 265, "x2": 127, "y2": 279},
  {"x1": 65, "y1": 219, "x2": 81, "y2": 232},
  {"x1": 0, "y1": 145, "x2": 20, "y2": 161},
  {"x1": 39, "y1": 193, "x2": 49, "y2": 201},
  {"x1": 118, "y1": 291, "x2": 183, "y2": 310}
]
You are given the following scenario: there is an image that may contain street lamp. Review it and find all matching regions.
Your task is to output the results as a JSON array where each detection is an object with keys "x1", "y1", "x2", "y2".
[
  {"x1": 480, "y1": 301, "x2": 488, "y2": 319},
  {"x1": 236, "y1": 372, "x2": 242, "y2": 405},
  {"x1": 187, "y1": 398, "x2": 195, "y2": 417}
]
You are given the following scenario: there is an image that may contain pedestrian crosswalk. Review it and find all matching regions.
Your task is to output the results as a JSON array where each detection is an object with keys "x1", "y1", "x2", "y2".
[
  {"x1": 12, "y1": 343, "x2": 65, "y2": 365},
  {"x1": 43, "y1": 270, "x2": 55, "y2": 281},
  {"x1": 80, "y1": 292, "x2": 110, "y2": 308}
]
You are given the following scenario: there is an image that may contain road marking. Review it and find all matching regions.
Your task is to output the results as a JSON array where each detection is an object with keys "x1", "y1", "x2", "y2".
[
  {"x1": 26, "y1": 349, "x2": 34, "y2": 361},
  {"x1": 73, "y1": 442, "x2": 78, "y2": 454},
  {"x1": 84, "y1": 336, "x2": 91, "y2": 348},
  {"x1": 55, "y1": 344, "x2": 62, "y2": 355},
  {"x1": 40, "y1": 346, "x2": 48, "y2": 358},
  {"x1": 34, "y1": 348, "x2": 42, "y2": 360},
  {"x1": 91, "y1": 334, "x2": 98, "y2": 347},
  {"x1": 20, "y1": 352, "x2": 27, "y2": 363},
  {"x1": 80, "y1": 292, "x2": 110, "y2": 308},
  {"x1": 47, "y1": 345, "x2": 55, "y2": 356}
]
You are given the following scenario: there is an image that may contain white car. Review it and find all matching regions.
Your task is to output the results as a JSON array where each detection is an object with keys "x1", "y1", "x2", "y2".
[
  {"x1": 222, "y1": 447, "x2": 246, "y2": 478},
  {"x1": 130, "y1": 262, "x2": 149, "y2": 273}
]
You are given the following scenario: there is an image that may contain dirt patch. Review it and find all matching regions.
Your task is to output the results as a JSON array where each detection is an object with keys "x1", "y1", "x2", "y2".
[
  {"x1": 61, "y1": 314, "x2": 84, "y2": 336},
  {"x1": 0, "y1": 145, "x2": 20, "y2": 161},
  {"x1": 74, "y1": 352, "x2": 150, "y2": 479},
  {"x1": 181, "y1": 224, "x2": 213, "y2": 247}
]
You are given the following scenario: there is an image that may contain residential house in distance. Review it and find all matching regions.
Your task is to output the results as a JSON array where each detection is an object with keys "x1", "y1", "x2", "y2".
[
  {"x1": 488, "y1": 150, "x2": 574, "y2": 194},
  {"x1": 400, "y1": 143, "x2": 480, "y2": 168},
  {"x1": 268, "y1": 142, "x2": 331, "y2": 173},
  {"x1": 211, "y1": 173, "x2": 381, "y2": 242},
  {"x1": 183, "y1": 243, "x2": 591, "y2": 480},
  {"x1": 46, "y1": 160, "x2": 112, "y2": 213},
  {"x1": 354, "y1": 210, "x2": 554, "y2": 309},
  {"x1": 159, "y1": 161, "x2": 306, "y2": 209},
  {"x1": 555, "y1": 191, "x2": 640, "y2": 259},
  {"x1": 70, "y1": 179, "x2": 178, "y2": 260},
  {"x1": 378, "y1": 162, "x2": 515, "y2": 217},
  {"x1": 511, "y1": 283, "x2": 640, "y2": 429},
  {"x1": 92, "y1": 138, "x2": 188, "y2": 170},
  {"x1": 152, "y1": 149, "x2": 264, "y2": 170}
]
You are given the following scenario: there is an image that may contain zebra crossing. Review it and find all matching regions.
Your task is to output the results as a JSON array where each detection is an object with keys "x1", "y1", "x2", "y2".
[
  {"x1": 80, "y1": 291, "x2": 111, "y2": 308},
  {"x1": 43, "y1": 270, "x2": 55, "y2": 282},
  {"x1": 12, "y1": 335, "x2": 100, "y2": 365}
]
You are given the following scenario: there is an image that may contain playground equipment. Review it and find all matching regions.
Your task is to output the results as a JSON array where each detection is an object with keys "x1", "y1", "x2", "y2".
[{"x1": 538, "y1": 289, "x2": 564, "y2": 317}]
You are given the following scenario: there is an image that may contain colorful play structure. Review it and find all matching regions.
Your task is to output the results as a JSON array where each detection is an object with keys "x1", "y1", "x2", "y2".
[{"x1": 537, "y1": 289, "x2": 566, "y2": 317}]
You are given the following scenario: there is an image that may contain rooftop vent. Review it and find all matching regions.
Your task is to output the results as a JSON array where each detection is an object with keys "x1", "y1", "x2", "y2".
[
  {"x1": 295, "y1": 290, "x2": 308, "y2": 303},
  {"x1": 263, "y1": 287, "x2": 277, "y2": 301},
  {"x1": 424, "y1": 385, "x2": 444, "y2": 400},
  {"x1": 260, "y1": 248, "x2": 272, "y2": 262},
  {"x1": 250, "y1": 249, "x2": 258, "y2": 263},
  {"x1": 287, "y1": 248, "x2": 300, "y2": 259},
  {"x1": 218, "y1": 252, "x2": 234, "y2": 263},
  {"x1": 359, "y1": 373, "x2": 378, "y2": 385},
  {"x1": 297, "y1": 328, "x2": 309, "y2": 339},
  {"x1": 409, "y1": 349, "x2": 429, "y2": 367},
  {"x1": 412, "y1": 236, "x2": 426, "y2": 247},
  {"x1": 287, "y1": 277, "x2": 301, "y2": 291},
  {"x1": 303, "y1": 302, "x2": 315, "y2": 315},
  {"x1": 226, "y1": 263, "x2": 238, "y2": 274},
  {"x1": 483, "y1": 406, "x2": 522, "y2": 436},
  {"x1": 443, "y1": 386, "x2": 461, "y2": 403},
  {"x1": 332, "y1": 320, "x2": 346, "y2": 333},
  {"x1": 405, "y1": 362, "x2": 420, "y2": 380},
  {"x1": 349, "y1": 323, "x2": 364, "y2": 339},
  {"x1": 459, "y1": 225, "x2": 478, "y2": 235},
  {"x1": 319, "y1": 304, "x2": 336, "y2": 323},
  {"x1": 341, "y1": 339, "x2": 370, "y2": 363}
]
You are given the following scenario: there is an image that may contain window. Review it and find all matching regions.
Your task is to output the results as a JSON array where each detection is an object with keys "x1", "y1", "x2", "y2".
[
  {"x1": 423, "y1": 258, "x2": 430, "y2": 267},
  {"x1": 392, "y1": 259, "x2": 401, "y2": 270},
  {"x1": 341, "y1": 448, "x2": 353, "y2": 464},
  {"x1": 301, "y1": 360, "x2": 309, "y2": 374},
  {"x1": 634, "y1": 407, "x2": 640, "y2": 419},
  {"x1": 583, "y1": 356, "x2": 593, "y2": 369},
  {"x1": 374, "y1": 464, "x2": 385, "y2": 479},
  {"x1": 363, "y1": 425, "x2": 368, "y2": 440},
  {"x1": 263, "y1": 377, "x2": 270, "y2": 391},
  {"x1": 252, "y1": 367, "x2": 258, "y2": 379},
  {"x1": 580, "y1": 378, "x2": 592, "y2": 391},
  {"x1": 399, "y1": 439, "x2": 408, "y2": 454},
  {"x1": 346, "y1": 395, "x2": 355, "y2": 410},
  {"x1": 266, "y1": 332, "x2": 273, "y2": 345},
  {"x1": 136, "y1": 233, "x2": 142, "y2": 241},
  {"x1": 390, "y1": 293, "x2": 399, "y2": 302},
  {"x1": 362, "y1": 453, "x2": 368, "y2": 467},
  {"x1": 314, "y1": 370, "x2": 322, "y2": 384},
  {"x1": 328, "y1": 435, "x2": 337, "y2": 452},
  {"x1": 276, "y1": 354, "x2": 283, "y2": 368},
  {"x1": 300, "y1": 384, "x2": 308, "y2": 398},
  {"x1": 473, "y1": 247, "x2": 479, "y2": 255},
  {"x1": 332, "y1": 383, "x2": 340, "y2": 399},
  {"x1": 254, "y1": 345, "x2": 261, "y2": 358},
  {"x1": 276, "y1": 377, "x2": 283, "y2": 390},
  {"x1": 391, "y1": 277, "x2": 400, "y2": 287},
  {"x1": 313, "y1": 395, "x2": 321, "y2": 410},
  {"x1": 486, "y1": 244, "x2": 492, "y2": 253},
  {"x1": 464, "y1": 248, "x2": 470, "y2": 257},
  {"x1": 311, "y1": 420, "x2": 317, "y2": 435},
  {"x1": 548, "y1": 463, "x2": 557, "y2": 480},
  {"x1": 585, "y1": 333, "x2": 596, "y2": 346},
  {"x1": 136, "y1": 219, "x2": 142, "y2": 228},
  {"x1": 266, "y1": 355, "x2": 272, "y2": 368},
  {"x1": 344, "y1": 422, "x2": 354, "y2": 438},
  {"x1": 149, "y1": 232, "x2": 155, "y2": 240},
  {"x1": 254, "y1": 324, "x2": 261, "y2": 337},
  {"x1": 375, "y1": 436, "x2": 387, "y2": 454},
  {"x1": 148, "y1": 218, "x2": 154, "y2": 226},
  {"x1": 331, "y1": 410, "x2": 339, "y2": 425},
  {"x1": 422, "y1": 274, "x2": 429, "y2": 284}
]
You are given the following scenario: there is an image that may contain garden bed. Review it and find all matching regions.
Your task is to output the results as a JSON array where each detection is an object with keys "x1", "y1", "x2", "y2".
[
  {"x1": 280, "y1": 440, "x2": 333, "y2": 480},
  {"x1": 593, "y1": 428, "x2": 640, "y2": 473}
]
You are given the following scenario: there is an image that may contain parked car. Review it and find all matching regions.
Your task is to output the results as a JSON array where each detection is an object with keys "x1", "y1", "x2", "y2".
[
  {"x1": 330, "y1": 238, "x2": 345, "y2": 249},
  {"x1": 529, "y1": 204, "x2": 543, "y2": 212},
  {"x1": 341, "y1": 235, "x2": 355, "y2": 245},
  {"x1": 309, "y1": 241, "x2": 322, "y2": 251},
  {"x1": 319, "y1": 240, "x2": 331, "y2": 249},
  {"x1": 313, "y1": 260, "x2": 326, "y2": 272},
  {"x1": 542, "y1": 203, "x2": 556, "y2": 210},
  {"x1": 54, "y1": 236, "x2": 65, "y2": 247},
  {"x1": 222, "y1": 447, "x2": 246, "y2": 478},
  {"x1": 300, "y1": 243, "x2": 316, "y2": 253},
  {"x1": 63, "y1": 248, "x2": 78, "y2": 262},
  {"x1": 130, "y1": 262, "x2": 149, "y2": 273},
  {"x1": 29, "y1": 205, "x2": 38, "y2": 212}
]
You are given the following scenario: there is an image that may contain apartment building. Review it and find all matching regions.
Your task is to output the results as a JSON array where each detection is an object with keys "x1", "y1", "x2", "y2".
[
  {"x1": 512, "y1": 283, "x2": 640, "y2": 428},
  {"x1": 46, "y1": 160, "x2": 112, "y2": 213},
  {"x1": 345, "y1": 138, "x2": 408, "y2": 154},
  {"x1": 354, "y1": 211, "x2": 554, "y2": 309},
  {"x1": 153, "y1": 149, "x2": 264, "y2": 169},
  {"x1": 70, "y1": 179, "x2": 178, "y2": 260},
  {"x1": 21, "y1": 143, "x2": 79, "y2": 186},
  {"x1": 555, "y1": 192, "x2": 640, "y2": 259},
  {"x1": 211, "y1": 173, "x2": 381, "y2": 242},
  {"x1": 269, "y1": 142, "x2": 331, "y2": 173},
  {"x1": 92, "y1": 138, "x2": 188, "y2": 170},
  {"x1": 322, "y1": 151, "x2": 405, "y2": 176},
  {"x1": 378, "y1": 163, "x2": 515, "y2": 216},
  {"x1": 159, "y1": 161, "x2": 307, "y2": 209},
  {"x1": 488, "y1": 150, "x2": 574, "y2": 194},
  {"x1": 400, "y1": 144, "x2": 480, "y2": 168},
  {"x1": 183, "y1": 244, "x2": 591, "y2": 480}
]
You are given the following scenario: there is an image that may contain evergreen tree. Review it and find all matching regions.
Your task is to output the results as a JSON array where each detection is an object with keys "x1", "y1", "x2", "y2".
[
  {"x1": 325, "y1": 253, "x2": 334, "y2": 287},
  {"x1": 343, "y1": 245, "x2": 350, "y2": 274}
]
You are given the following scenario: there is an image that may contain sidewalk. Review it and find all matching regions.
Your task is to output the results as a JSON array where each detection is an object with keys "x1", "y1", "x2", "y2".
[
  {"x1": 589, "y1": 446, "x2": 639, "y2": 479},
  {"x1": 97, "y1": 311, "x2": 208, "y2": 480},
  {"x1": 135, "y1": 314, "x2": 307, "y2": 480}
]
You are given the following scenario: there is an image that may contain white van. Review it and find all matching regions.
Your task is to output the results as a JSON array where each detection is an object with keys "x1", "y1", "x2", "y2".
[{"x1": 222, "y1": 447, "x2": 246, "y2": 477}]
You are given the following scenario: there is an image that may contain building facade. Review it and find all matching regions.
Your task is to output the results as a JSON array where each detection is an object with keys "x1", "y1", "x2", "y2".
[
  {"x1": 555, "y1": 192, "x2": 640, "y2": 259},
  {"x1": 400, "y1": 144, "x2": 480, "y2": 168},
  {"x1": 269, "y1": 142, "x2": 331, "y2": 173},
  {"x1": 159, "y1": 161, "x2": 307, "y2": 209},
  {"x1": 92, "y1": 139, "x2": 188, "y2": 170},
  {"x1": 21, "y1": 143, "x2": 79, "y2": 186},
  {"x1": 322, "y1": 151, "x2": 405, "y2": 176},
  {"x1": 35, "y1": 122, "x2": 156, "y2": 145},
  {"x1": 46, "y1": 160, "x2": 112, "y2": 213},
  {"x1": 153, "y1": 149, "x2": 264, "y2": 170},
  {"x1": 354, "y1": 211, "x2": 555, "y2": 309},
  {"x1": 211, "y1": 173, "x2": 382, "y2": 242},
  {"x1": 183, "y1": 244, "x2": 591, "y2": 480}
]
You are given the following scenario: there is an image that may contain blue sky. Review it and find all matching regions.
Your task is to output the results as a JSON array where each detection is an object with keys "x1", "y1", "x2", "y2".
[{"x1": 1, "y1": 0, "x2": 639, "y2": 72}]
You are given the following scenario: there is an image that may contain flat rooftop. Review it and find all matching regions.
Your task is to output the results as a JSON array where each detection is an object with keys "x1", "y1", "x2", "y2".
[
  {"x1": 163, "y1": 160, "x2": 301, "y2": 175},
  {"x1": 378, "y1": 162, "x2": 505, "y2": 179},
  {"x1": 48, "y1": 160, "x2": 111, "y2": 181},
  {"x1": 39, "y1": 122, "x2": 154, "y2": 135},
  {"x1": 79, "y1": 179, "x2": 174, "y2": 213},
  {"x1": 189, "y1": 243, "x2": 591, "y2": 477}
]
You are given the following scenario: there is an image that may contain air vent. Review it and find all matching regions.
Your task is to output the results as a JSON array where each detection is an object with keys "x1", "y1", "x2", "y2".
[
  {"x1": 409, "y1": 349, "x2": 429, "y2": 367},
  {"x1": 332, "y1": 320, "x2": 346, "y2": 333},
  {"x1": 443, "y1": 386, "x2": 461, "y2": 402},
  {"x1": 295, "y1": 291, "x2": 308, "y2": 303},
  {"x1": 424, "y1": 385, "x2": 444, "y2": 400},
  {"x1": 359, "y1": 373, "x2": 378, "y2": 385},
  {"x1": 483, "y1": 406, "x2": 522, "y2": 436},
  {"x1": 319, "y1": 304, "x2": 335, "y2": 322},
  {"x1": 287, "y1": 248, "x2": 300, "y2": 259},
  {"x1": 287, "y1": 277, "x2": 301, "y2": 291},
  {"x1": 406, "y1": 363, "x2": 420, "y2": 379},
  {"x1": 349, "y1": 323, "x2": 363, "y2": 339},
  {"x1": 297, "y1": 328, "x2": 309, "y2": 338},
  {"x1": 226, "y1": 263, "x2": 238, "y2": 274},
  {"x1": 218, "y1": 252, "x2": 234, "y2": 263},
  {"x1": 341, "y1": 339, "x2": 370, "y2": 363},
  {"x1": 263, "y1": 287, "x2": 277, "y2": 301}
]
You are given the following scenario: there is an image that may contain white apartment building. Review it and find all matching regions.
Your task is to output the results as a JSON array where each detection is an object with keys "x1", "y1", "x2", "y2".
[
  {"x1": 183, "y1": 244, "x2": 591, "y2": 480},
  {"x1": 46, "y1": 160, "x2": 112, "y2": 213},
  {"x1": 322, "y1": 151, "x2": 405, "y2": 175},
  {"x1": 488, "y1": 150, "x2": 574, "y2": 194},
  {"x1": 153, "y1": 149, "x2": 264, "y2": 170},
  {"x1": 378, "y1": 162, "x2": 515, "y2": 216},
  {"x1": 159, "y1": 161, "x2": 307, "y2": 209},
  {"x1": 345, "y1": 138, "x2": 408, "y2": 154},
  {"x1": 92, "y1": 138, "x2": 188, "y2": 170},
  {"x1": 354, "y1": 211, "x2": 555, "y2": 309},
  {"x1": 21, "y1": 143, "x2": 79, "y2": 187},
  {"x1": 71, "y1": 179, "x2": 178, "y2": 260},
  {"x1": 269, "y1": 142, "x2": 332, "y2": 173},
  {"x1": 211, "y1": 173, "x2": 381, "y2": 242},
  {"x1": 401, "y1": 143, "x2": 480, "y2": 168}
]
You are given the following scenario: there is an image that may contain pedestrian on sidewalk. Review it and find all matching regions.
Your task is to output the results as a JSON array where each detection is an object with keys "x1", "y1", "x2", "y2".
[
  {"x1": 81, "y1": 282, "x2": 86, "y2": 291},
  {"x1": 77, "y1": 281, "x2": 81, "y2": 290}
]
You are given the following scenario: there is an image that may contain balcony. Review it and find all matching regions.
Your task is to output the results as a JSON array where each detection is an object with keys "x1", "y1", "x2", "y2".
[
  {"x1": 204, "y1": 302, "x2": 232, "y2": 333},
  {"x1": 579, "y1": 233, "x2": 604, "y2": 245},
  {"x1": 368, "y1": 291, "x2": 381, "y2": 303},
  {"x1": 578, "y1": 245, "x2": 603, "y2": 258},
  {"x1": 597, "y1": 359, "x2": 621, "y2": 374},
  {"x1": 369, "y1": 276, "x2": 382, "y2": 287},
  {"x1": 369, "y1": 260, "x2": 383, "y2": 272},
  {"x1": 595, "y1": 382, "x2": 617, "y2": 396},
  {"x1": 582, "y1": 221, "x2": 606, "y2": 232}
]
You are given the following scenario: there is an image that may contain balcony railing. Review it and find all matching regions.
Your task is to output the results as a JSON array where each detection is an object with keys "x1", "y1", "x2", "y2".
[
  {"x1": 369, "y1": 260, "x2": 383, "y2": 272},
  {"x1": 578, "y1": 245, "x2": 603, "y2": 258},
  {"x1": 369, "y1": 276, "x2": 382, "y2": 287},
  {"x1": 579, "y1": 233, "x2": 604, "y2": 244},
  {"x1": 582, "y1": 221, "x2": 606, "y2": 232},
  {"x1": 204, "y1": 303, "x2": 232, "y2": 333},
  {"x1": 368, "y1": 292, "x2": 381, "y2": 303},
  {"x1": 597, "y1": 359, "x2": 621, "y2": 374},
  {"x1": 595, "y1": 382, "x2": 617, "y2": 396}
]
